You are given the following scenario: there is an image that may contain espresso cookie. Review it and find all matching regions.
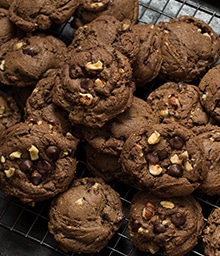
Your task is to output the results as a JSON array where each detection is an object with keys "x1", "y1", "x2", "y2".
[
  {"x1": 0, "y1": 90, "x2": 21, "y2": 133},
  {"x1": 0, "y1": 33, "x2": 66, "y2": 87},
  {"x1": 24, "y1": 73, "x2": 72, "y2": 134},
  {"x1": 52, "y1": 45, "x2": 134, "y2": 128},
  {"x1": 70, "y1": 14, "x2": 140, "y2": 63},
  {"x1": 199, "y1": 64, "x2": 220, "y2": 122},
  {"x1": 132, "y1": 23, "x2": 163, "y2": 86},
  {"x1": 8, "y1": 0, "x2": 80, "y2": 32},
  {"x1": 128, "y1": 191, "x2": 204, "y2": 256},
  {"x1": 0, "y1": 7, "x2": 17, "y2": 46},
  {"x1": 48, "y1": 177, "x2": 124, "y2": 254},
  {"x1": 0, "y1": 121, "x2": 79, "y2": 206},
  {"x1": 146, "y1": 81, "x2": 211, "y2": 128},
  {"x1": 158, "y1": 15, "x2": 220, "y2": 82},
  {"x1": 83, "y1": 96, "x2": 159, "y2": 156},
  {"x1": 203, "y1": 208, "x2": 220, "y2": 256},
  {"x1": 120, "y1": 122, "x2": 207, "y2": 197},
  {"x1": 73, "y1": 0, "x2": 139, "y2": 28},
  {"x1": 192, "y1": 124, "x2": 220, "y2": 195}
]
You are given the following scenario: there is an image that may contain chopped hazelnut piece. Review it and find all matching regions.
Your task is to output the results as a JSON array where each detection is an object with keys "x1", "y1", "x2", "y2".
[
  {"x1": 149, "y1": 163, "x2": 163, "y2": 176},
  {"x1": 147, "y1": 131, "x2": 161, "y2": 145},
  {"x1": 75, "y1": 198, "x2": 84, "y2": 206},
  {"x1": 9, "y1": 151, "x2": 22, "y2": 159},
  {"x1": 0, "y1": 60, "x2": 5, "y2": 71},
  {"x1": 95, "y1": 78, "x2": 105, "y2": 88},
  {"x1": 28, "y1": 145, "x2": 39, "y2": 160},
  {"x1": 85, "y1": 60, "x2": 103, "y2": 71},
  {"x1": 4, "y1": 167, "x2": 15, "y2": 178},
  {"x1": 160, "y1": 201, "x2": 175, "y2": 209},
  {"x1": 185, "y1": 161, "x2": 193, "y2": 171},
  {"x1": 1, "y1": 155, "x2": 5, "y2": 163},
  {"x1": 170, "y1": 154, "x2": 182, "y2": 164},
  {"x1": 79, "y1": 93, "x2": 93, "y2": 105}
]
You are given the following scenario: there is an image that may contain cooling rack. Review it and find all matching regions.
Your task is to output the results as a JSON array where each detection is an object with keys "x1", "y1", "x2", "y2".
[{"x1": 1, "y1": 0, "x2": 220, "y2": 256}]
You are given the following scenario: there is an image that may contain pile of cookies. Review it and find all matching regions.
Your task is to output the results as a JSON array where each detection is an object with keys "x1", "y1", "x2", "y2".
[{"x1": 0, "y1": 0, "x2": 220, "y2": 255}]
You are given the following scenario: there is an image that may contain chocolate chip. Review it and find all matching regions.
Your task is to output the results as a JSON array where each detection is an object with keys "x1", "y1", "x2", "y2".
[
  {"x1": 154, "y1": 223, "x2": 166, "y2": 234},
  {"x1": 37, "y1": 160, "x2": 51, "y2": 175},
  {"x1": 171, "y1": 212, "x2": 186, "y2": 227},
  {"x1": 167, "y1": 164, "x2": 183, "y2": 177},
  {"x1": 146, "y1": 151, "x2": 159, "y2": 164},
  {"x1": 169, "y1": 136, "x2": 184, "y2": 149},
  {"x1": 30, "y1": 171, "x2": 42, "y2": 185},
  {"x1": 19, "y1": 159, "x2": 34, "y2": 173},
  {"x1": 22, "y1": 47, "x2": 38, "y2": 57},
  {"x1": 81, "y1": 78, "x2": 93, "y2": 89},
  {"x1": 46, "y1": 145, "x2": 60, "y2": 161}
]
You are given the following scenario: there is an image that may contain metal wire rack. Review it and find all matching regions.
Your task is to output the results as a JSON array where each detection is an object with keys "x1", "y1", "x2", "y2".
[{"x1": 1, "y1": 0, "x2": 220, "y2": 256}]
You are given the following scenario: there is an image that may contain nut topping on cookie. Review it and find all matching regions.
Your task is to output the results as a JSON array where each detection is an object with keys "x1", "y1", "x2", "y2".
[
  {"x1": 147, "y1": 131, "x2": 161, "y2": 144},
  {"x1": 160, "y1": 201, "x2": 175, "y2": 209},
  {"x1": 142, "y1": 202, "x2": 154, "y2": 220},
  {"x1": 0, "y1": 60, "x2": 5, "y2": 71},
  {"x1": 9, "y1": 151, "x2": 22, "y2": 159},
  {"x1": 28, "y1": 145, "x2": 39, "y2": 160},
  {"x1": 79, "y1": 93, "x2": 93, "y2": 105},
  {"x1": 85, "y1": 60, "x2": 103, "y2": 71},
  {"x1": 149, "y1": 163, "x2": 163, "y2": 176},
  {"x1": 4, "y1": 167, "x2": 15, "y2": 178}
]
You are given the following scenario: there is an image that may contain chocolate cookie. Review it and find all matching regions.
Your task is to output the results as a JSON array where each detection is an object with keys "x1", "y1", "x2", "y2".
[
  {"x1": 119, "y1": 122, "x2": 207, "y2": 197},
  {"x1": 203, "y1": 208, "x2": 220, "y2": 256},
  {"x1": 199, "y1": 64, "x2": 220, "y2": 122},
  {"x1": 8, "y1": 0, "x2": 80, "y2": 32},
  {"x1": 0, "y1": 121, "x2": 79, "y2": 206},
  {"x1": 146, "y1": 81, "x2": 211, "y2": 128},
  {"x1": 48, "y1": 177, "x2": 124, "y2": 254},
  {"x1": 52, "y1": 45, "x2": 134, "y2": 128},
  {"x1": 0, "y1": 7, "x2": 17, "y2": 46},
  {"x1": 82, "y1": 96, "x2": 159, "y2": 156},
  {"x1": 132, "y1": 23, "x2": 163, "y2": 86},
  {"x1": 72, "y1": 0, "x2": 139, "y2": 28},
  {"x1": 69, "y1": 14, "x2": 140, "y2": 63},
  {"x1": 128, "y1": 191, "x2": 204, "y2": 256},
  {"x1": 158, "y1": 15, "x2": 220, "y2": 82},
  {"x1": 0, "y1": 33, "x2": 67, "y2": 87},
  {"x1": 0, "y1": 90, "x2": 21, "y2": 134},
  {"x1": 24, "y1": 73, "x2": 72, "y2": 134},
  {"x1": 192, "y1": 124, "x2": 220, "y2": 195},
  {"x1": 0, "y1": 0, "x2": 13, "y2": 9}
]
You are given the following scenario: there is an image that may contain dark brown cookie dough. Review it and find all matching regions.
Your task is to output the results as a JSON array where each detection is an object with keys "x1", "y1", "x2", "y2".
[
  {"x1": 0, "y1": 0, "x2": 13, "y2": 9},
  {"x1": 8, "y1": 0, "x2": 80, "y2": 32},
  {"x1": 119, "y1": 122, "x2": 207, "y2": 197},
  {"x1": 72, "y1": 0, "x2": 139, "y2": 28},
  {"x1": 52, "y1": 45, "x2": 134, "y2": 128},
  {"x1": 0, "y1": 33, "x2": 67, "y2": 87},
  {"x1": 203, "y1": 208, "x2": 220, "y2": 256},
  {"x1": 24, "y1": 73, "x2": 72, "y2": 134},
  {"x1": 192, "y1": 124, "x2": 220, "y2": 195},
  {"x1": 199, "y1": 64, "x2": 220, "y2": 122},
  {"x1": 0, "y1": 90, "x2": 21, "y2": 134},
  {"x1": 158, "y1": 15, "x2": 220, "y2": 82},
  {"x1": 0, "y1": 121, "x2": 79, "y2": 206},
  {"x1": 128, "y1": 191, "x2": 204, "y2": 256},
  {"x1": 82, "y1": 96, "x2": 159, "y2": 156},
  {"x1": 0, "y1": 7, "x2": 17, "y2": 46},
  {"x1": 48, "y1": 177, "x2": 124, "y2": 254},
  {"x1": 146, "y1": 81, "x2": 211, "y2": 128},
  {"x1": 69, "y1": 14, "x2": 140, "y2": 64},
  {"x1": 132, "y1": 23, "x2": 163, "y2": 86}
]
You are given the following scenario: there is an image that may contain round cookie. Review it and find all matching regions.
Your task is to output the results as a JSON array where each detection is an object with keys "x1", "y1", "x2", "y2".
[
  {"x1": 146, "y1": 81, "x2": 211, "y2": 128},
  {"x1": 132, "y1": 23, "x2": 163, "y2": 86},
  {"x1": 52, "y1": 45, "x2": 135, "y2": 128},
  {"x1": 158, "y1": 15, "x2": 220, "y2": 82},
  {"x1": 24, "y1": 73, "x2": 72, "y2": 134},
  {"x1": 128, "y1": 191, "x2": 204, "y2": 256},
  {"x1": 48, "y1": 177, "x2": 124, "y2": 254},
  {"x1": 203, "y1": 208, "x2": 220, "y2": 256},
  {"x1": 0, "y1": 121, "x2": 79, "y2": 206},
  {"x1": 199, "y1": 64, "x2": 220, "y2": 122},
  {"x1": 69, "y1": 14, "x2": 140, "y2": 64},
  {"x1": 192, "y1": 124, "x2": 220, "y2": 195},
  {"x1": 72, "y1": 0, "x2": 139, "y2": 28},
  {"x1": 0, "y1": 7, "x2": 17, "y2": 46},
  {"x1": 0, "y1": 33, "x2": 67, "y2": 87},
  {"x1": 0, "y1": 90, "x2": 21, "y2": 134},
  {"x1": 119, "y1": 122, "x2": 207, "y2": 197},
  {"x1": 82, "y1": 96, "x2": 159, "y2": 156},
  {"x1": 8, "y1": 0, "x2": 80, "y2": 32}
]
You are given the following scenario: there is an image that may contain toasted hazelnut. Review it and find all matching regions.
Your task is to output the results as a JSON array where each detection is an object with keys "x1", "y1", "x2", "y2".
[
  {"x1": 203, "y1": 32, "x2": 211, "y2": 40},
  {"x1": 0, "y1": 106, "x2": 5, "y2": 115},
  {"x1": 168, "y1": 95, "x2": 180, "y2": 110},
  {"x1": 92, "y1": 182, "x2": 99, "y2": 189},
  {"x1": 90, "y1": 2, "x2": 104, "y2": 8},
  {"x1": 149, "y1": 163, "x2": 163, "y2": 176},
  {"x1": 159, "y1": 108, "x2": 169, "y2": 118},
  {"x1": 142, "y1": 202, "x2": 154, "y2": 220},
  {"x1": 28, "y1": 145, "x2": 39, "y2": 160},
  {"x1": 14, "y1": 42, "x2": 24, "y2": 50},
  {"x1": 185, "y1": 161, "x2": 193, "y2": 171},
  {"x1": 75, "y1": 198, "x2": 84, "y2": 206},
  {"x1": 147, "y1": 131, "x2": 161, "y2": 145},
  {"x1": 122, "y1": 23, "x2": 130, "y2": 30},
  {"x1": 138, "y1": 227, "x2": 149, "y2": 234},
  {"x1": 4, "y1": 167, "x2": 15, "y2": 178},
  {"x1": 9, "y1": 151, "x2": 22, "y2": 159},
  {"x1": 0, "y1": 60, "x2": 5, "y2": 71},
  {"x1": 170, "y1": 154, "x2": 182, "y2": 164},
  {"x1": 95, "y1": 78, "x2": 105, "y2": 88},
  {"x1": 160, "y1": 201, "x2": 175, "y2": 209},
  {"x1": 85, "y1": 60, "x2": 103, "y2": 71},
  {"x1": 1, "y1": 155, "x2": 5, "y2": 163},
  {"x1": 79, "y1": 92, "x2": 93, "y2": 105},
  {"x1": 180, "y1": 150, "x2": 189, "y2": 159}
]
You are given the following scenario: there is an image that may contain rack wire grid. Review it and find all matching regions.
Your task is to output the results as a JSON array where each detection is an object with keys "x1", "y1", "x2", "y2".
[{"x1": 1, "y1": 0, "x2": 220, "y2": 256}]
